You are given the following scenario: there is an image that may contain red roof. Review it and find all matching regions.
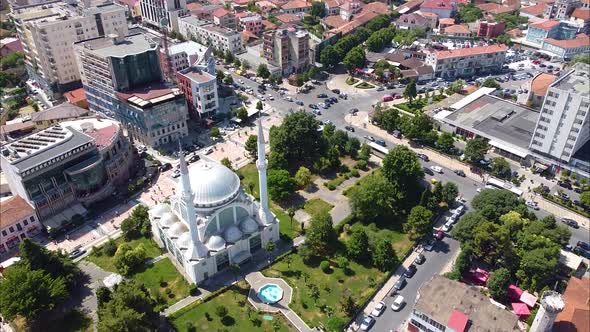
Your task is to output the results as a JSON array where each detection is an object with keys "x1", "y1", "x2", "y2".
[
  {"x1": 572, "y1": 8, "x2": 590, "y2": 21},
  {"x1": 521, "y1": 4, "x2": 545, "y2": 15},
  {"x1": 447, "y1": 310, "x2": 469, "y2": 332},
  {"x1": 212, "y1": 8, "x2": 230, "y2": 18},
  {"x1": 0, "y1": 195, "x2": 35, "y2": 229},
  {"x1": 444, "y1": 24, "x2": 471, "y2": 34},
  {"x1": 544, "y1": 34, "x2": 590, "y2": 49},
  {"x1": 512, "y1": 302, "x2": 531, "y2": 316},
  {"x1": 63, "y1": 88, "x2": 86, "y2": 104},
  {"x1": 1, "y1": 39, "x2": 24, "y2": 53},
  {"x1": 554, "y1": 277, "x2": 590, "y2": 332},
  {"x1": 529, "y1": 19, "x2": 560, "y2": 31},
  {"x1": 282, "y1": 0, "x2": 310, "y2": 9},
  {"x1": 421, "y1": 0, "x2": 453, "y2": 10},
  {"x1": 434, "y1": 44, "x2": 508, "y2": 59},
  {"x1": 116, "y1": 84, "x2": 176, "y2": 102},
  {"x1": 86, "y1": 124, "x2": 118, "y2": 150}
]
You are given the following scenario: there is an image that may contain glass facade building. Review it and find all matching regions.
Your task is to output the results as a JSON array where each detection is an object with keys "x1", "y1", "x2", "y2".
[{"x1": 111, "y1": 51, "x2": 163, "y2": 91}]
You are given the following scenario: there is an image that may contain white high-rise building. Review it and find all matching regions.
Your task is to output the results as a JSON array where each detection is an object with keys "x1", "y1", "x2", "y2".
[
  {"x1": 11, "y1": 1, "x2": 128, "y2": 98},
  {"x1": 529, "y1": 63, "x2": 590, "y2": 164},
  {"x1": 139, "y1": 0, "x2": 188, "y2": 32}
]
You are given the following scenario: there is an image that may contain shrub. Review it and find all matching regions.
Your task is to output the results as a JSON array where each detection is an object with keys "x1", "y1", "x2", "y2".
[
  {"x1": 103, "y1": 239, "x2": 117, "y2": 256},
  {"x1": 354, "y1": 160, "x2": 368, "y2": 170},
  {"x1": 189, "y1": 285, "x2": 200, "y2": 296},
  {"x1": 320, "y1": 260, "x2": 330, "y2": 273},
  {"x1": 327, "y1": 183, "x2": 336, "y2": 191},
  {"x1": 91, "y1": 246, "x2": 102, "y2": 257},
  {"x1": 215, "y1": 305, "x2": 228, "y2": 318},
  {"x1": 165, "y1": 288, "x2": 172, "y2": 295},
  {"x1": 349, "y1": 169, "x2": 360, "y2": 177},
  {"x1": 186, "y1": 322, "x2": 196, "y2": 332}
]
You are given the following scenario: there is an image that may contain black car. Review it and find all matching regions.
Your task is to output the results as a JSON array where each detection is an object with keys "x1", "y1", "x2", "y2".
[
  {"x1": 349, "y1": 108, "x2": 359, "y2": 114},
  {"x1": 331, "y1": 88, "x2": 340, "y2": 94},
  {"x1": 376, "y1": 139, "x2": 386, "y2": 147},
  {"x1": 160, "y1": 163, "x2": 172, "y2": 171},
  {"x1": 317, "y1": 93, "x2": 328, "y2": 98},
  {"x1": 558, "y1": 181, "x2": 572, "y2": 189},
  {"x1": 573, "y1": 187, "x2": 583, "y2": 193},
  {"x1": 329, "y1": 97, "x2": 338, "y2": 103},
  {"x1": 417, "y1": 153, "x2": 429, "y2": 162},
  {"x1": 577, "y1": 241, "x2": 590, "y2": 251},
  {"x1": 423, "y1": 167, "x2": 434, "y2": 176},
  {"x1": 393, "y1": 277, "x2": 406, "y2": 291},
  {"x1": 345, "y1": 126, "x2": 355, "y2": 132},
  {"x1": 562, "y1": 218, "x2": 580, "y2": 228},
  {"x1": 454, "y1": 169, "x2": 466, "y2": 177},
  {"x1": 309, "y1": 104, "x2": 319, "y2": 109},
  {"x1": 574, "y1": 246, "x2": 590, "y2": 259},
  {"x1": 403, "y1": 264, "x2": 417, "y2": 278}
]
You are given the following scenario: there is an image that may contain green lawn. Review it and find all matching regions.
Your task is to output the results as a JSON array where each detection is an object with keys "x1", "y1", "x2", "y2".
[
  {"x1": 303, "y1": 198, "x2": 333, "y2": 218},
  {"x1": 344, "y1": 220, "x2": 413, "y2": 259},
  {"x1": 86, "y1": 237, "x2": 162, "y2": 272},
  {"x1": 134, "y1": 258, "x2": 190, "y2": 309},
  {"x1": 169, "y1": 281, "x2": 295, "y2": 332},
  {"x1": 346, "y1": 77, "x2": 358, "y2": 85},
  {"x1": 264, "y1": 252, "x2": 387, "y2": 328},
  {"x1": 356, "y1": 82, "x2": 375, "y2": 89}
]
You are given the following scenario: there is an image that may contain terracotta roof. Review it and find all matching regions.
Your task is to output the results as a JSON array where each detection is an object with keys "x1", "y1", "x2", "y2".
[
  {"x1": 63, "y1": 88, "x2": 87, "y2": 104},
  {"x1": 439, "y1": 17, "x2": 455, "y2": 24},
  {"x1": 421, "y1": 0, "x2": 453, "y2": 10},
  {"x1": 233, "y1": 0, "x2": 250, "y2": 4},
  {"x1": 116, "y1": 84, "x2": 178, "y2": 103},
  {"x1": 0, "y1": 38, "x2": 23, "y2": 53},
  {"x1": 544, "y1": 34, "x2": 590, "y2": 49},
  {"x1": 400, "y1": 69, "x2": 418, "y2": 78},
  {"x1": 276, "y1": 13, "x2": 300, "y2": 23},
  {"x1": 571, "y1": 8, "x2": 590, "y2": 21},
  {"x1": 401, "y1": 57, "x2": 424, "y2": 69},
  {"x1": 323, "y1": 15, "x2": 347, "y2": 28},
  {"x1": 361, "y1": 1, "x2": 390, "y2": 14},
  {"x1": 554, "y1": 277, "x2": 590, "y2": 332},
  {"x1": 529, "y1": 19, "x2": 561, "y2": 30},
  {"x1": 186, "y1": 2, "x2": 203, "y2": 12},
  {"x1": 282, "y1": 0, "x2": 310, "y2": 9},
  {"x1": 398, "y1": 13, "x2": 429, "y2": 26},
  {"x1": 235, "y1": 11, "x2": 251, "y2": 18},
  {"x1": 87, "y1": 124, "x2": 118, "y2": 150},
  {"x1": 329, "y1": 10, "x2": 377, "y2": 35},
  {"x1": 0, "y1": 121, "x2": 36, "y2": 136},
  {"x1": 530, "y1": 73, "x2": 557, "y2": 96},
  {"x1": 396, "y1": 0, "x2": 424, "y2": 12},
  {"x1": 0, "y1": 195, "x2": 35, "y2": 229},
  {"x1": 212, "y1": 8, "x2": 230, "y2": 18},
  {"x1": 325, "y1": 0, "x2": 341, "y2": 7},
  {"x1": 262, "y1": 19, "x2": 277, "y2": 29},
  {"x1": 415, "y1": 65, "x2": 434, "y2": 75},
  {"x1": 241, "y1": 30, "x2": 259, "y2": 41},
  {"x1": 506, "y1": 28, "x2": 523, "y2": 37},
  {"x1": 521, "y1": 3, "x2": 545, "y2": 15},
  {"x1": 434, "y1": 44, "x2": 508, "y2": 59},
  {"x1": 444, "y1": 24, "x2": 471, "y2": 34},
  {"x1": 419, "y1": 11, "x2": 438, "y2": 18}
]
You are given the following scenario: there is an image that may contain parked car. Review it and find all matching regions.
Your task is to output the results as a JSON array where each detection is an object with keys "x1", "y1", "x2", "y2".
[
  {"x1": 573, "y1": 187, "x2": 583, "y2": 193},
  {"x1": 442, "y1": 220, "x2": 453, "y2": 233},
  {"x1": 295, "y1": 100, "x2": 304, "y2": 106},
  {"x1": 160, "y1": 163, "x2": 172, "y2": 172},
  {"x1": 345, "y1": 126, "x2": 355, "y2": 132},
  {"x1": 382, "y1": 94, "x2": 393, "y2": 102},
  {"x1": 453, "y1": 169, "x2": 465, "y2": 177},
  {"x1": 414, "y1": 253, "x2": 425, "y2": 265},
  {"x1": 391, "y1": 130, "x2": 402, "y2": 139},
  {"x1": 371, "y1": 301, "x2": 386, "y2": 317},
  {"x1": 417, "y1": 153, "x2": 429, "y2": 161},
  {"x1": 404, "y1": 264, "x2": 417, "y2": 278},
  {"x1": 577, "y1": 241, "x2": 590, "y2": 251},
  {"x1": 454, "y1": 205, "x2": 465, "y2": 216},
  {"x1": 376, "y1": 139, "x2": 386, "y2": 147},
  {"x1": 393, "y1": 277, "x2": 406, "y2": 291},
  {"x1": 332, "y1": 88, "x2": 340, "y2": 94},
  {"x1": 423, "y1": 238, "x2": 435, "y2": 251},
  {"x1": 317, "y1": 93, "x2": 328, "y2": 98},
  {"x1": 360, "y1": 316, "x2": 375, "y2": 331},
  {"x1": 364, "y1": 135, "x2": 375, "y2": 142},
  {"x1": 434, "y1": 230, "x2": 445, "y2": 240},
  {"x1": 376, "y1": 86, "x2": 384, "y2": 91},
  {"x1": 69, "y1": 248, "x2": 86, "y2": 259},
  {"x1": 309, "y1": 104, "x2": 319, "y2": 109},
  {"x1": 423, "y1": 167, "x2": 434, "y2": 176},
  {"x1": 558, "y1": 180, "x2": 572, "y2": 189},
  {"x1": 350, "y1": 108, "x2": 359, "y2": 114},
  {"x1": 312, "y1": 109, "x2": 321, "y2": 116},
  {"x1": 561, "y1": 218, "x2": 579, "y2": 228},
  {"x1": 391, "y1": 295, "x2": 405, "y2": 311},
  {"x1": 430, "y1": 165, "x2": 443, "y2": 173},
  {"x1": 203, "y1": 147, "x2": 214, "y2": 155},
  {"x1": 188, "y1": 154, "x2": 200, "y2": 163},
  {"x1": 171, "y1": 169, "x2": 181, "y2": 178},
  {"x1": 525, "y1": 201, "x2": 539, "y2": 210}
]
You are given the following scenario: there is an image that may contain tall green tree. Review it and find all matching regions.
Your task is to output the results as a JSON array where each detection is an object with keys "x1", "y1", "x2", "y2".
[
  {"x1": 436, "y1": 132, "x2": 455, "y2": 153},
  {"x1": 343, "y1": 46, "x2": 366, "y2": 72},
  {"x1": 311, "y1": 1, "x2": 326, "y2": 17},
  {"x1": 402, "y1": 114, "x2": 433, "y2": 141},
  {"x1": 372, "y1": 238, "x2": 397, "y2": 271},
  {"x1": 451, "y1": 212, "x2": 487, "y2": 243},
  {"x1": 346, "y1": 228, "x2": 370, "y2": 261},
  {"x1": 487, "y1": 267, "x2": 511, "y2": 302},
  {"x1": 349, "y1": 173, "x2": 402, "y2": 221},
  {"x1": 403, "y1": 80, "x2": 417, "y2": 102},
  {"x1": 320, "y1": 45, "x2": 341, "y2": 68},
  {"x1": 491, "y1": 157, "x2": 511, "y2": 178},
  {"x1": 306, "y1": 211, "x2": 338, "y2": 255},
  {"x1": 464, "y1": 137, "x2": 489, "y2": 164},
  {"x1": 472, "y1": 222, "x2": 510, "y2": 265},
  {"x1": 441, "y1": 182, "x2": 459, "y2": 204},
  {"x1": 267, "y1": 169, "x2": 296, "y2": 200},
  {"x1": 257, "y1": 64, "x2": 271, "y2": 78},
  {"x1": 382, "y1": 145, "x2": 424, "y2": 191},
  {"x1": 295, "y1": 166, "x2": 312, "y2": 189},
  {"x1": 19, "y1": 239, "x2": 81, "y2": 290},
  {"x1": 114, "y1": 243, "x2": 146, "y2": 276},
  {"x1": 269, "y1": 111, "x2": 326, "y2": 167},
  {"x1": 471, "y1": 189, "x2": 521, "y2": 221},
  {"x1": 404, "y1": 206, "x2": 433, "y2": 240},
  {"x1": 245, "y1": 135, "x2": 258, "y2": 158},
  {"x1": 457, "y1": 3, "x2": 483, "y2": 23}
]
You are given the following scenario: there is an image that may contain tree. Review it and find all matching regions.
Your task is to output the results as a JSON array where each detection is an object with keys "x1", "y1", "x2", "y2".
[
  {"x1": 308, "y1": 284, "x2": 320, "y2": 303},
  {"x1": 382, "y1": 145, "x2": 424, "y2": 191},
  {"x1": 359, "y1": 144, "x2": 371, "y2": 161},
  {"x1": 233, "y1": 58, "x2": 241, "y2": 68},
  {"x1": 441, "y1": 182, "x2": 459, "y2": 204},
  {"x1": 269, "y1": 111, "x2": 326, "y2": 167},
  {"x1": 245, "y1": 135, "x2": 258, "y2": 158},
  {"x1": 97, "y1": 280, "x2": 159, "y2": 332},
  {"x1": 221, "y1": 157, "x2": 233, "y2": 171},
  {"x1": 366, "y1": 27, "x2": 396, "y2": 52},
  {"x1": 241, "y1": 59, "x2": 251, "y2": 70},
  {"x1": 215, "y1": 305, "x2": 228, "y2": 318},
  {"x1": 210, "y1": 127, "x2": 221, "y2": 139},
  {"x1": 257, "y1": 64, "x2": 271, "y2": 78},
  {"x1": 344, "y1": 137, "x2": 361, "y2": 158},
  {"x1": 581, "y1": 191, "x2": 590, "y2": 207},
  {"x1": 446, "y1": 79, "x2": 465, "y2": 94},
  {"x1": 569, "y1": 53, "x2": 590, "y2": 66},
  {"x1": 464, "y1": 137, "x2": 489, "y2": 164},
  {"x1": 114, "y1": 243, "x2": 147, "y2": 276},
  {"x1": 516, "y1": 247, "x2": 559, "y2": 291},
  {"x1": 224, "y1": 50, "x2": 234, "y2": 63},
  {"x1": 471, "y1": 189, "x2": 521, "y2": 221},
  {"x1": 494, "y1": 34, "x2": 513, "y2": 46},
  {"x1": 451, "y1": 212, "x2": 487, "y2": 243},
  {"x1": 346, "y1": 228, "x2": 370, "y2": 261},
  {"x1": 320, "y1": 45, "x2": 341, "y2": 68},
  {"x1": 295, "y1": 166, "x2": 312, "y2": 189},
  {"x1": 403, "y1": 80, "x2": 417, "y2": 102},
  {"x1": 457, "y1": 3, "x2": 483, "y2": 23},
  {"x1": 436, "y1": 132, "x2": 455, "y2": 153},
  {"x1": 491, "y1": 157, "x2": 511, "y2": 178},
  {"x1": 404, "y1": 206, "x2": 433, "y2": 240},
  {"x1": 216, "y1": 70, "x2": 225, "y2": 84},
  {"x1": 339, "y1": 293, "x2": 356, "y2": 316},
  {"x1": 306, "y1": 211, "x2": 338, "y2": 255},
  {"x1": 349, "y1": 173, "x2": 402, "y2": 221},
  {"x1": 402, "y1": 114, "x2": 433, "y2": 141},
  {"x1": 372, "y1": 238, "x2": 397, "y2": 271},
  {"x1": 453, "y1": 248, "x2": 471, "y2": 275},
  {"x1": 223, "y1": 74, "x2": 234, "y2": 85},
  {"x1": 482, "y1": 78, "x2": 501, "y2": 89},
  {"x1": 365, "y1": 14, "x2": 391, "y2": 32},
  {"x1": 0, "y1": 265, "x2": 68, "y2": 322},
  {"x1": 342, "y1": 46, "x2": 366, "y2": 72},
  {"x1": 487, "y1": 268, "x2": 511, "y2": 302},
  {"x1": 311, "y1": 1, "x2": 326, "y2": 17},
  {"x1": 495, "y1": 13, "x2": 528, "y2": 29},
  {"x1": 472, "y1": 222, "x2": 510, "y2": 265},
  {"x1": 267, "y1": 169, "x2": 296, "y2": 200},
  {"x1": 287, "y1": 207, "x2": 296, "y2": 232}
]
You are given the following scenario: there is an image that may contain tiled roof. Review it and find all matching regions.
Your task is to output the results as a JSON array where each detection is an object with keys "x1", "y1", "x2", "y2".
[
  {"x1": 421, "y1": 0, "x2": 453, "y2": 10},
  {"x1": 276, "y1": 13, "x2": 301, "y2": 23},
  {"x1": 0, "y1": 195, "x2": 35, "y2": 229},
  {"x1": 397, "y1": 13, "x2": 429, "y2": 26},
  {"x1": 262, "y1": 19, "x2": 277, "y2": 29},
  {"x1": 476, "y1": 2, "x2": 517, "y2": 14},
  {"x1": 544, "y1": 34, "x2": 590, "y2": 49},
  {"x1": 31, "y1": 103, "x2": 89, "y2": 122},
  {"x1": 433, "y1": 44, "x2": 508, "y2": 59},
  {"x1": 212, "y1": 8, "x2": 230, "y2": 17},
  {"x1": 86, "y1": 124, "x2": 118, "y2": 150},
  {"x1": 571, "y1": 8, "x2": 590, "y2": 21},
  {"x1": 530, "y1": 73, "x2": 557, "y2": 96},
  {"x1": 0, "y1": 38, "x2": 23, "y2": 53},
  {"x1": 529, "y1": 19, "x2": 561, "y2": 30},
  {"x1": 325, "y1": 0, "x2": 341, "y2": 7},
  {"x1": 63, "y1": 88, "x2": 87, "y2": 104},
  {"x1": 331, "y1": 10, "x2": 377, "y2": 34},
  {"x1": 323, "y1": 15, "x2": 347, "y2": 28},
  {"x1": 506, "y1": 28, "x2": 523, "y2": 37},
  {"x1": 521, "y1": 3, "x2": 545, "y2": 15},
  {"x1": 419, "y1": 11, "x2": 438, "y2": 18},
  {"x1": 444, "y1": 24, "x2": 471, "y2": 34},
  {"x1": 282, "y1": 0, "x2": 310, "y2": 9},
  {"x1": 554, "y1": 277, "x2": 590, "y2": 332},
  {"x1": 361, "y1": 1, "x2": 390, "y2": 14},
  {"x1": 187, "y1": 2, "x2": 203, "y2": 12},
  {"x1": 439, "y1": 17, "x2": 455, "y2": 24}
]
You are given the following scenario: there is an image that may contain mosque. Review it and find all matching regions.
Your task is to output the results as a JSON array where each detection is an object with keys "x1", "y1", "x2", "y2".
[{"x1": 148, "y1": 117, "x2": 280, "y2": 284}]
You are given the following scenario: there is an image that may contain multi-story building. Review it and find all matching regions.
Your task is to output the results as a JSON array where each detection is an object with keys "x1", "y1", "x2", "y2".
[
  {"x1": 281, "y1": 0, "x2": 311, "y2": 14},
  {"x1": 541, "y1": 33, "x2": 590, "y2": 58},
  {"x1": 74, "y1": 32, "x2": 189, "y2": 147},
  {"x1": 11, "y1": 1, "x2": 128, "y2": 98},
  {"x1": 0, "y1": 195, "x2": 40, "y2": 256},
  {"x1": 477, "y1": 20, "x2": 505, "y2": 38},
  {"x1": 212, "y1": 8, "x2": 237, "y2": 30},
  {"x1": 544, "y1": 0, "x2": 580, "y2": 19},
  {"x1": 163, "y1": 40, "x2": 215, "y2": 76},
  {"x1": 0, "y1": 117, "x2": 134, "y2": 224},
  {"x1": 263, "y1": 28, "x2": 309, "y2": 76},
  {"x1": 529, "y1": 63, "x2": 590, "y2": 164},
  {"x1": 115, "y1": 0, "x2": 142, "y2": 19},
  {"x1": 568, "y1": 8, "x2": 590, "y2": 32},
  {"x1": 425, "y1": 44, "x2": 508, "y2": 79},
  {"x1": 525, "y1": 20, "x2": 578, "y2": 46},
  {"x1": 442, "y1": 24, "x2": 471, "y2": 37},
  {"x1": 409, "y1": 276, "x2": 521, "y2": 332},
  {"x1": 420, "y1": 0, "x2": 456, "y2": 18},
  {"x1": 176, "y1": 67, "x2": 219, "y2": 118},
  {"x1": 239, "y1": 14, "x2": 263, "y2": 35},
  {"x1": 178, "y1": 16, "x2": 244, "y2": 53},
  {"x1": 139, "y1": 0, "x2": 188, "y2": 32}
]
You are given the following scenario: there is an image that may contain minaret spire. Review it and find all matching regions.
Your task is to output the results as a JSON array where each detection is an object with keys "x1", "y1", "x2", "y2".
[
  {"x1": 178, "y1": 142, "x2": 191, "y2": 194},
  {"x1": 256, "y1": 113, "x2": 273, "y2": 225}
]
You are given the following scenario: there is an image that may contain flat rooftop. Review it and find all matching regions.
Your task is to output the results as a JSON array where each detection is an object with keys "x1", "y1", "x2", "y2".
[
  {"x1": 76, "y1": 32, "x2": 158, "y2": 58},
  {"x1": 442, "y1": 94, "x2": 539, "y2": 151},
  {"x1": 180, "y1": 68, "x2": 216, "y2": 83},
  {"x1": 116, "y1": 83, "x2": 182, "y2": 108},
  {"x1": 551, "y1": 62, "x2": 590, "y2": 98},
  {"x1": 415, "y1": 276, "x2": 521, "y2": 332}
]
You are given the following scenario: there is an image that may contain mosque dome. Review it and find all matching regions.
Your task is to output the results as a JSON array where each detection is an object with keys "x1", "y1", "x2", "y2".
[
  {"x1": 150, "y1": 204, "x2": 170, "y2": 218},
  {"x1": 223, "y1": 225, "x2": 243, "y2": 242},
  {"x1": 206, "y1": 235, "x2": 226, "y2": 251},
  {"x1": 168, "y1": 222, "x2": 188, "y2": 239},
  {"x1": 239, "y1": 218, "x2": 259, "y2": 234},
  {"x1": 159, "y1": 212, "x2": 177, "y2": 228},
  {"x1": 177, "y1": 232, "x2": 192, "y2": 249},
  {"x1": 186, "y1": 162, "x2": 241, "y2": 208}
]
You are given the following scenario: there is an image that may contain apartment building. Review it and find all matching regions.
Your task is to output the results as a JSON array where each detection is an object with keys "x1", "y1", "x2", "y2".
[
  {"x1": 0, "y1": 117, "x2": 134, "y2": 224},
  {"x1": 176, "y1": 67, "x2": 219, "y2": 118},
  {"x1": 263, "y1": 28, "x2": 310, "y2": 76},
  {"x1": 239, "y1": 14, "x2": 263, "y2": 35},
  {"x1": 525, "y1": 20, "x2": 578, "y2": 46},
  {"x1": 425, "y1": 44, "x2": 508, "y2": 79},
  {"x1": 163, "y1": 40, "x2": 215, "y2": 76},
  {"x1": 139, "y1": 0, "x2": 189, "y2": 32},
  {"x1": 544, "y1": 0, "x2": 580, "y2": 19},
  {"x1": 212, "y1": 8, "x2": 237, "y2": 30},
  {"x1": 477, "y1": 20, "x2": 505, "y2": 38},
  {"x1": 0, "y1": 196, "x2": 40, "y2": 255},
  {"x1": 529, "y1": 63, "x2": 590, "y2": 164},
  {"x1": 542, "y1": 33, "x2": 590, "y2": 58},
  {"x1": 178, "y1": 15, "x2": 243, "y2": 53},
  {"x1": 11, "y1": 1, "x2": 128, "y2": 98},
  {"x1": 420, "y1": 0, "x2": 456, "y2": 18},
  {"x1": 74, "y1": 33, "x2": 189, "y2": 147}
]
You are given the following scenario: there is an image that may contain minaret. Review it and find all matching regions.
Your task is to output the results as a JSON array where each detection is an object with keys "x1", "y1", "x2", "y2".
[
  {"x1": 530, "y1": 291, "x2": 565, "y2": 332},
  {"x1": 256, "y1": 114, "x2": 273, "y2": 225},
  {"x1": 178, "y1": 146, "x2": 206, "y2": 259}
]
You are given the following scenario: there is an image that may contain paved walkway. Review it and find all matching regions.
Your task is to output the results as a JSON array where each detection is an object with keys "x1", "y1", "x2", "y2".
[
  {"x1": 145, "y1": 254, "x2": 166, "y2": 266},
  {"x1": 163, "y1": 293, "x2": 208, "y2": 317},
  {"x1": 245, "y1": 272, "x2": 314, "y2": 332}
]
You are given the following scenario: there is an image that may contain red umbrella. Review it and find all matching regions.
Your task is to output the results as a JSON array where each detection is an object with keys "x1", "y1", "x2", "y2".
[{"x1": 512, "y1": 302, "x2": 531, "y2": 316}]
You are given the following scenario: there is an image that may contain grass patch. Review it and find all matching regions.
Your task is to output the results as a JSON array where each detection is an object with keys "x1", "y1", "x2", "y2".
[
  {"x1": 264, "y1": 252, "x2": 387, "y2": 328},
  {"x1": 346, "y1": 76, "x2": 358, "y2": 85},
  {"x1": 356, "y1": 82, "x2": 375, "y2": 89},
  {"x1": 272, "y1": 203, "x2": 298, "y2": 239},
  {"x1": 345, "y1": 220, "x2": 413, "y2": 259},
  {"x1": 134, "y1": 258, "x2": 191, "y2": 310},
  {"x1": 303, "y1": 198, "x2": 333, "y2": 218},
  {"x1": 169, "y1": 281, "x2": 295, "y2": 332},
  {"x1": 86, "y1": 237, "x2": 162, "y2": 272}
]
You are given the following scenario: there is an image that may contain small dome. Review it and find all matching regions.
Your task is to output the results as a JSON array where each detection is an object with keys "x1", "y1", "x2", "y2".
[
  {"x1": 206, "y1": 235, "x2": 226, "y2": 251},
  {"x1": 159, "y1": 212, "x2": 177, "y2": 228},
  {"x1": 177, "y1": 232, "x2": 192, "y2": 249},
  {"x1": 168, "y1": 222, "x2": 188, "y2": 239},
  {"x1": 150, "y1": 204, "x2": 170, "y2": 218},
  {"x1": 224, "y1": 225, "x2": 243, "y2": 242},
  {"x1": 187, "y1": 241, "x2": 209, "y2": 260},
  {"x1": 240, "y1": 218, "x2": 259, "y2": 234},
  {"x1": 187, "y1": 162, "x2": 241, "y2": 207}
]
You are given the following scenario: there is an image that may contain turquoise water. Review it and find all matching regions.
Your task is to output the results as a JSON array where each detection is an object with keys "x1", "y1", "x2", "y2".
[{"x1": 258, "y1": 284, "x2": 283, "y2": 304}]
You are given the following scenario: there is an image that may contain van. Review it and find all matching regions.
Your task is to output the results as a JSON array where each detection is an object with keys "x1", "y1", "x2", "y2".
[{"x1": 382, "y1": 95, "x2": 393, "y2": 102}]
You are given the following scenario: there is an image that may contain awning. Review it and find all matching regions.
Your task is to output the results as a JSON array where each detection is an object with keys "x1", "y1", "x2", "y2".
[
  {"x1": 489, "y1": 140, "x2": 529, "y2": 158},
  {"x1": 508, "y1": 284, "x2": 524, "y2": 301},
  {"x1": 512, "y1": 302, "x2": 531, "y2": 316},
  {"x1": 43, "y1": 203, "x2": 88, "y2": 230},
  {"x1": 559, "y1": 249, "x2": 584, "y2": 271},
  {"x1": 520, "y1": 291, "x2": 538, "y2": 307},
  {"x1": 533, "y1": 162, "x2": 550, "y2": 171},
  {"x1": 231, "y1": 250, "x2": 251, "y2": 265}
]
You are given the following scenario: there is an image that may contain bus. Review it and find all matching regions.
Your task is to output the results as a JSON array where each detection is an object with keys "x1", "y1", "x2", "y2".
[
  {"x1": 486, "y1": 177, "x2": 523, "y2": 197},
  {"x1": 368, "y1": 141, "x2": 389, "y2": 158}
]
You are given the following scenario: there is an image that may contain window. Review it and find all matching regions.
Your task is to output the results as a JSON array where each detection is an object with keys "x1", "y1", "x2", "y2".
[
  {"x1": 9, "y1": 227, "x2": 14, "y2": 233},
  {"x1": 16, "y1": 224, "x2": 22, "y2": 231},
  {"x1": 1, "y1": 230, "x2": 6, "y2": 236},
  {"x1": 23, "y1": 219, "x2": 28, "y2": 226}
]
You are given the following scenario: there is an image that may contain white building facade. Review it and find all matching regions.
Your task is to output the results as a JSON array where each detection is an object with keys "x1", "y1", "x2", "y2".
[
  {"x1": 149, "y1": 117, "x2": 279, "y2": 284},
  {"x1": 140, "y1": 0, "x2": 188, "y2": 32},
  {"x1": 178, "y1": 15, "x2": 243, "y2": 53}
]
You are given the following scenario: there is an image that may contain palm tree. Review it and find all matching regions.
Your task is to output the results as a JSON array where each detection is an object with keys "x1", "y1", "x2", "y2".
[
  {"x1": 266, "y1": 241, "x2": 276, "y2": 263},
  {"x1": 287, "y1": 207, "x2": 296, "y2": 231}
]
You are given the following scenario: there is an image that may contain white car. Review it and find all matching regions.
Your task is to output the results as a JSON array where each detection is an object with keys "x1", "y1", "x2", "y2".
[
  {"x1": 360, "y1": 316, "x2": 375, "y2": 331},
  {"x1": 371, "y1": 301, "x2": 386, "y2": 317},
  {"x1": 526, "y1": 201, "x2": 539, "y2": 210},
  {"x1": 203, "y1": 147, "x2": 213, "y2": 155},
  {"x1": 430, "y1": 165, "x2": 443, "y2": 173},
  {"x1": 391, "y1": 295, "x2": 405, "y2": 311},
  {"x1": 442, "y1": 221, "x2": 453, "y2": 232},
  {"x1": 454, "y1": 205, "x2": 465, "y2": 216},
  {"x1": 268, "y1": 95, "x2": 274, "y2": 100}
]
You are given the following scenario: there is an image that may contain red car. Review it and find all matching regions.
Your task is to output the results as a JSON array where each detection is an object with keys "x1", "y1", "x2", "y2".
[{"x1": 434, "y1": 230, "x2": 445, "y2": 240}]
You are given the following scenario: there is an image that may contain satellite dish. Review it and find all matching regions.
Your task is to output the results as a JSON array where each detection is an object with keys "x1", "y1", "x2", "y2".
[{"x1": 160, "y1": 18, "x2": 169, "y2": 26}]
